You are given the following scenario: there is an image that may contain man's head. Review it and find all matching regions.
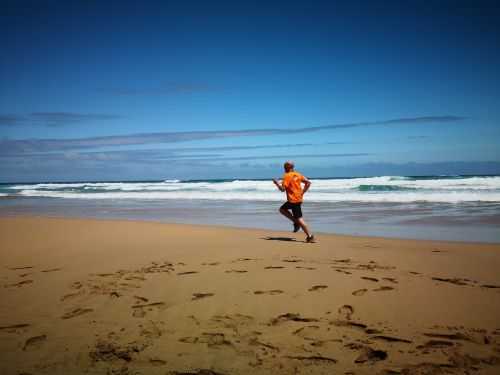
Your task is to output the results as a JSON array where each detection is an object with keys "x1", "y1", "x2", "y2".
[{"x1": 284, "y1": 160, "x2": 294, "y2": 172}]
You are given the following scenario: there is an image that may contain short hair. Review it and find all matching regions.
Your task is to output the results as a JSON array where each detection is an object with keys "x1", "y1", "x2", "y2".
[{"x1": 284, "y1": 161, "x2": 294, "y2": 170}]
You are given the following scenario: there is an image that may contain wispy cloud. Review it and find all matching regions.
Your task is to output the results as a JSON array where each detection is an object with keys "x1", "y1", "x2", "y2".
[
  {"x1": 0, "y1": 115, "x2": 465, "y2": 155},
  {"x1": 0, "y1": 143, "x2": 346, "y2": 163},
  {"x1": 0, "y1": 112, "x2": 122, "y2": 127},
  {"x1": 0, "y1": 143, "x2": 315, "y2": 159},
  {"x1": 1, "y1": 150, "x2": 370, "y2": 167},
  {"x1": 296, "y1": 116, "x2": 465, "y2": 133},
  {"x1": 0, "y1": 115, "x2": 23, "y2": 126},
  {"x1": 113, "y1": 152, "x2": 370, "y2": 164},
  {"x1": 164, "y1": 143, "x2": 328, "y2": 153},
  {"x1": 196, "y1": 153, "x2": 371, "y2": 162}
]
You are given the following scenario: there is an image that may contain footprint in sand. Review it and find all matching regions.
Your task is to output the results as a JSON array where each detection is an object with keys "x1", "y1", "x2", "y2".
[
  {"x1": 71, "y1": 281, "x2": 83, "y2": 289},
  {"x1": 180, "y1": 333, "x2": 233, "y2": 348},
  {"x1": 352, "y1": 289, "x2": 368, "y2": 296},
  {"x1": 335, "y1": 269, "x2": 352, "y2": 275},
  {"x1": 90, "y1": 339, "x2": 146, "y2": 363},
  {"x1": 417, "y1": 340, "x2": 455, "y2": 350},
  {"x1": 338, "y1": 305, "x2": 354, "y2": 320},
  {"x1": 432, "y1": 248, "x2": 448, "y2": 253},
  {"x1": 382, "y1": 277, "x2": 398, "y2": 284},
  {"x1": 139, "y1": 320, "x2": 164, "y2": 339},
  {"x1": 372, "y1": 335, "x2": 413, "y2": 344},
  {"x1": 60, "y1": 291, "x2": 85, "y2": 302},
  {"x1": 41, "y1": 268, "x2": 62, "y2": 273},
  {"x1": 333, "y1": 258, "x2": 351, "y2": 263},
  {"x1": 192, "y1": 293, "x2": 215, "y2": 300},
  {"x1": 354, "y1": 346, "x2": 388, "y2": 363},
  {"x1": 270, "y1": 313, "x2": 318, "y2": 325},
  {"x1": 8, "y1": 266, "x2": 34, "y2": 271},
  {"x1": 188, "y1": 315, "x2": 201, "y2": 326},
  {"x1": 292, "y1": 325, "x2": 320, "y2": 338},
  {"x1": 134, "y1": 295, "x2": 149, "y2": 303},
  {"x1": 131, "y1": 302, "x2": 166, "y2": 318},
  {"x1": 361, "y1": 277, "x2": 379, "y2": 282},
  {"x1": 282, "y1": 258, "x2": 304, "y2": 263},
  {"x1": 373, "y1": 286, "x2": 395, "y2": 292},
  {"x1": 171, "y1": 370, "x2": 225, "y2": 375},
  {"x1": 141, "y1": 261, "x2": 175, "y2": 274},
  {"x1": 232, "y1": 257, "x2": 261, "y2": 263},
  {"x1": 431, "y1": 277, "x2": 471, "y2": 286},
  {"x1": 5, "y1": 280, "x2": 34, "y2": 288},
  {"x1": 201, "y1": 332, "x2": 233, "y2": 347},
  {"x1": 248, "y1": 337, "x2": 280, "y2": 353},
  {"x1": 23, "y1": 335, "x2": 47, "y2": 351},
  {"x1": 149, "y1": 358, "x2": 167, "y2": 366},
  {"x1": 119, "y1": 282, "x2": 142, "y2": 289},
  {"x1": 94, "y1": 273, "x2": 115, "y2": 277},
  {"x1": 124, "y1": 275, "x2": 146, "y2": 281},
  {"x1": 61, "y1": 308, "x2": 94, "y2": 319},
  {"x1": 423, "y1": 332, "x2": 471, "y2": 341},
  {"x1": 308, "y1": 285, "x2": 328, "y2": 292},
  {"x1": 177, "y1": 271, "x2": 199, "y2": 276},
  {"x1": 332, "y1": 320, "x2": 368, "y2": 331},
  {"x1": 210, "y1": 314, "x2": 254, "y2": 330},
  {"x1": 0, "y1": 323, "x2": 30, "y2": 333},
  {"x1": 179, "y1": 336, "x2": 199, "y2": 344},
  {"x1": 254, "y1": 290, "x2": 284, "y2": 295},
  {"x1": 285, "y1": 355, "x2": 337, "y2": 365}
]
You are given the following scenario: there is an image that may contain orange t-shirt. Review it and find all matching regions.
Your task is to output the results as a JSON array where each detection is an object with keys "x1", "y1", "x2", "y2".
[{"x1": 282, "y1": 171, "x2": 305, "y2": 203}]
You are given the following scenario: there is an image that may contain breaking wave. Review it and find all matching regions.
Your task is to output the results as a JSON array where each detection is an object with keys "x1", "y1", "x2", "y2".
[{"x1": 3, "y1": 175, "x2": 500, "y2": 203}]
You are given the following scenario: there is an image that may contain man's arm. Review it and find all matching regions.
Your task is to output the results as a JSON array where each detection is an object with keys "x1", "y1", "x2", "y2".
[
  {"x1": 272, "y1": 179, "x2": 285, "y2": 192},
  {"x1": 302, "y1": 177, "x2": 311, "y2": 194}
]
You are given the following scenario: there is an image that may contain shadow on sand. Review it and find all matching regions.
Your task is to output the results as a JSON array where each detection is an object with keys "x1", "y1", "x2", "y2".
[{"x1": 261, "y1": 236, "x2": 298, "y2": 242}]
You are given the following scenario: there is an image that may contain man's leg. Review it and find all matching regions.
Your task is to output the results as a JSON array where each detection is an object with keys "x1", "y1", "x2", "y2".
[
  {"x1": 295, "y1": 217, "x2": 311, "y2": 237},
  {"x1": 292, "y1": 204, "x2": 314, "y2": 241},
  {"x1": 279, "y1": 206, "x2": 296, "y2": 223}
]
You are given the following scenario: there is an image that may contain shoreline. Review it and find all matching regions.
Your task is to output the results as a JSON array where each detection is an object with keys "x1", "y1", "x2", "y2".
[
  {"x1": 1, "y1": 175, "x2": 500, "y2": 245},
  {"x1": 1, "y1": 216, "x2": 499, "y2": 374},
  {"x1": 1, "y1": 198, "x2": 500, "y2": 244},
  {"x1": 1, "y1": 212, "x2": 500, "y2": 246}
]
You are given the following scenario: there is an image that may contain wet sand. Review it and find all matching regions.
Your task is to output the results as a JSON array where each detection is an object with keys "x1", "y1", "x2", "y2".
[
  {"x1": 2, "y1": 197, "x2": 500, "y2": 243},
  {"x1": 0, "y1": 216, "x2": 499, "y2": 374}
]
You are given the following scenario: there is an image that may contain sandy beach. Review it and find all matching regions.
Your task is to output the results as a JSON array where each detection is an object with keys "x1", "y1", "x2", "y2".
[{"x1": 1, "y1": 216, "x2": 499, "y2": 375}]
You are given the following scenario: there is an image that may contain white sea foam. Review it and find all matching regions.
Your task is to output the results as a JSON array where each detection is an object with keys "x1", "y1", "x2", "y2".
[
  {"x1": 7, "y1": 176, "x2": 500, "y2": 203},
  {"x1": 15, "y1": 188, "x2": 500, "y2": 203},
  {"x1": 10, "y1": 183, "x2": 89, "y2": 190}
]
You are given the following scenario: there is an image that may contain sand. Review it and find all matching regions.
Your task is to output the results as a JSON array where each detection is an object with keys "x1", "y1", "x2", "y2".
[{"x1": 0, "y1": 216, "x2": 499, "y2": 375}]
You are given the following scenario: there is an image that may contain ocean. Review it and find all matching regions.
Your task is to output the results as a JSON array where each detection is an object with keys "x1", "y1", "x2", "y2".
[{"x1": 1, "y1": 175, "x2": 499, "y2": 243}]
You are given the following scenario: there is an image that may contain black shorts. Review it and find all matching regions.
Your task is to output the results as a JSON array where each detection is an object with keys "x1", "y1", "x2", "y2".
[{"x1": 280, "y1": 201, "x2": 303, "y2": 219}]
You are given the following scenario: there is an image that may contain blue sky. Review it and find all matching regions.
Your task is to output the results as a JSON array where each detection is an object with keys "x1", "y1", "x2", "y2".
[{"x1": 1, "y1": 0, "x2": 499, "y2": 181}]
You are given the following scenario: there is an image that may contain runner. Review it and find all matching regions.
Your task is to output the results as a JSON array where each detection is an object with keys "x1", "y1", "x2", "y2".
[{"x1": 272, "y1": 161, "x2": 315, "y2": 243}]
